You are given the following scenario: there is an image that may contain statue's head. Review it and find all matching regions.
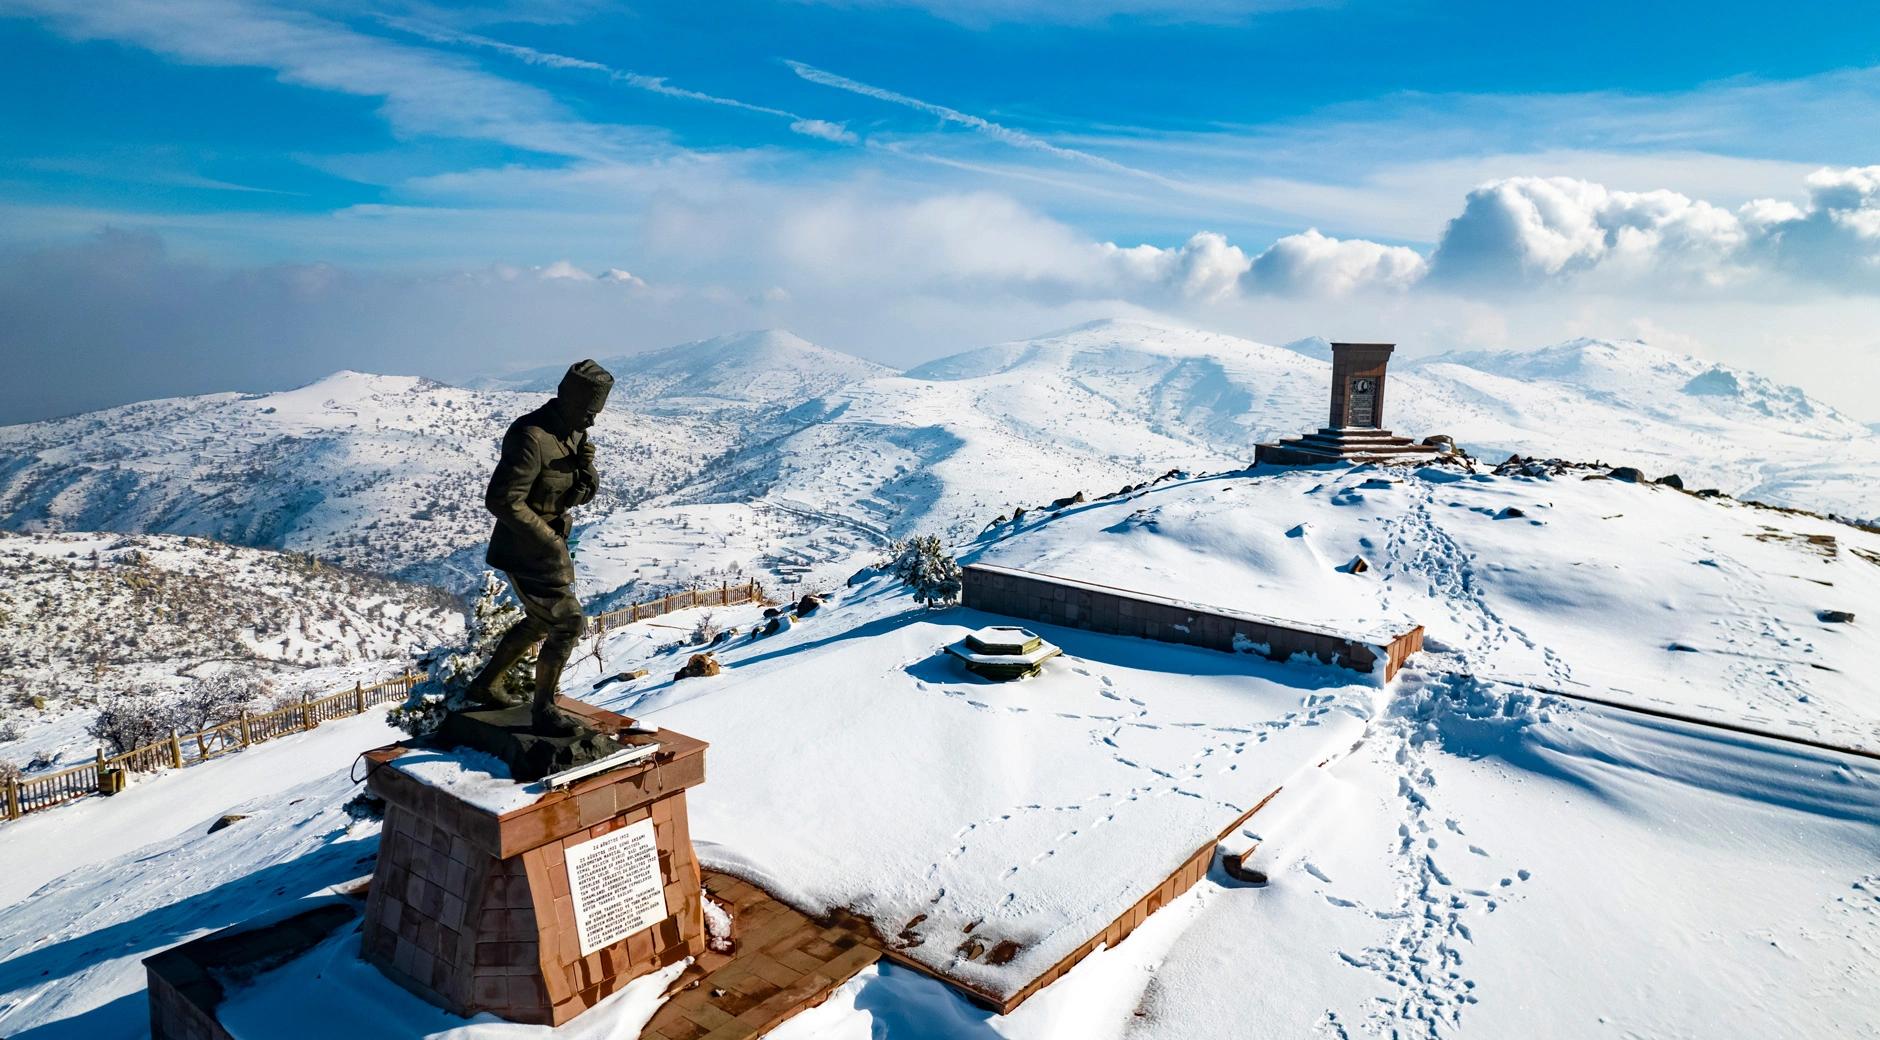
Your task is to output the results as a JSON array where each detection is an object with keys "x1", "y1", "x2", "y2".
[{"x1": 555, "y1": 359, "x2": 614, "y2": 430}]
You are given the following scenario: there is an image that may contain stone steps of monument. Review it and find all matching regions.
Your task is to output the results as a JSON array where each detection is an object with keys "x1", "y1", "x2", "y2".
[
  {"x1": 1254, "y1": 439, "x2": 1444, "y2": 466},
  {"x1": 1314, "y1": 427, "x2": 1407, "y2": 441},
  {"x1": 1292, "y1": 434, "x2": 1427, "y2": 454}
]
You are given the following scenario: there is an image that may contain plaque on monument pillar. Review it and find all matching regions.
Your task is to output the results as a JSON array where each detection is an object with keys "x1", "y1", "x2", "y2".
[
  {"x1": 1347, "y1": 376, "x2": 1377, "y2": 427},
  {"x1": 566, "y1": 817, "x2": 668, "y2": 957}
]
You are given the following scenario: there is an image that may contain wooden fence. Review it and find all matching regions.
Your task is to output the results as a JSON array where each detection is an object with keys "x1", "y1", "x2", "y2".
[
  {"x1": 589, "y1": 578, "x2": 766, "y2": 633},
  {"x1": 2, "y1": 578, "x2": 766, "y2": 823},
  {"x1": 3, "y1": 673, "x2": 421, "y2": 822}
]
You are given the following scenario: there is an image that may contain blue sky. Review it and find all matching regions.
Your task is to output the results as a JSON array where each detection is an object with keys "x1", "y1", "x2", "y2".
[{"x1": 2, "y1": 0, "x2": 1879, "y2": 422}]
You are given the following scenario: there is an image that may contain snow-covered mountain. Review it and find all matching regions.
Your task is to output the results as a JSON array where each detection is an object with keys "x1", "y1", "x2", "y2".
[
  {"x1": 633, "y1": 319, "x2": 1880, "y2": 597},
  {"x1": 662, "y1": 319, "x2": 1324, "y2": 554},
  {"x1": 0, "y1": 372, "x2": 733, "y2": 589},
  {"x1": 1396, "y1": 338, "x2": 1880, "y2": 520},
  {"x1": 472, "y1": 330, "x2": 892, "y2": 415},
  {"x1": 3, "y1": 318, "x2": 1875, "y2": 608}
]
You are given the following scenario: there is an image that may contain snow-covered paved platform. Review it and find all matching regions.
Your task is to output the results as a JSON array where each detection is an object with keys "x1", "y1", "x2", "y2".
[{"x1": 585, "y1": 595, "x2": 1382, "y2": 1008}]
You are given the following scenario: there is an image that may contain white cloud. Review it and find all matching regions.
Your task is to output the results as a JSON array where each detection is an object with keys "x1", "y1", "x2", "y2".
[
  {"x1": 1244, "y1": 229, "x2": 1427, "y2": 296},
  {"x1": 599, "y1": 268, "x2": 648, "y2": 288},
  {"x1": 1425, "y1": 168, "x2": 1880, "y2": 292},
  {"x1": 537, "y1": 259, "x2": 593, "y2": 280},
  {"x1": 1747, "y1": 165, "x2": 1880, "y2": 282},
  {"x1": 1100, "y1": 232, "x2": 1250, "y2": 300},
  {"x1": 1427, "y1": 177, "x2": 1746, "y2": 288},
  {"x1": 789, "y1": 119, "x2": 860, "y2": 144}
]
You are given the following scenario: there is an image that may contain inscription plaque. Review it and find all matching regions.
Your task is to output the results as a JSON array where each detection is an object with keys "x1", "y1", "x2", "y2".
[
  {"x1": 565, "y1": 818, "x2": 668, "y2": 957},
  {"x1": 1347, "y1": 377, "x2": 1377, "y2": 427}
]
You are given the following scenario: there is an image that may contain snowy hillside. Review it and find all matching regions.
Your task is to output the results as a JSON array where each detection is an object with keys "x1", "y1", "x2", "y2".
[
  {"x1": 3, "y1": 461, "x2": 1874, "y2": 1038},
  {"x1": 0, "y1": 372, "x2": 730, "y2": 589},
  {"x1": 472, "y1": 330, "x2": 892, "y2": 415},
  {"x1": 658, "y1": 320, "x2": 1326, "y2": 580},
  {"x1": 1397, "y1": 338, "x2": 1880, "y2": 522},
  {"x1": 0, "y1": 529, "x2": 462, "y2": 770}
]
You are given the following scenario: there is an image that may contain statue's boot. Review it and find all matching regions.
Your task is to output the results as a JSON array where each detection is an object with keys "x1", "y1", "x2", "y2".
[
  {"x1": 530, "y1": 637, "x2": 582, "y2": 736},
  {"x1": 463, "y1": 624, "x2": 536, "y2": 708}
]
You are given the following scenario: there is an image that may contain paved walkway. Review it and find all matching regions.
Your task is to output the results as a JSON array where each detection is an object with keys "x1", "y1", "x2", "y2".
[{"x1": 641, "y1": 870, "x2": 881, "y2": 1040}]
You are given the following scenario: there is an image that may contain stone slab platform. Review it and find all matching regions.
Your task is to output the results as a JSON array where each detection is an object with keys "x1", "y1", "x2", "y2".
[
  {"x1": 147, "y1": 902, "x2": 363, "y2": 1040},
  {"x1": 641, "y1": 870, "x2": 882, "y2": 1040}
]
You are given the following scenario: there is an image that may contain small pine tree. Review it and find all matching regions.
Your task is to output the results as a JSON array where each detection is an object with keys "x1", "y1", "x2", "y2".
[
  {"x1": 390, "y1": 572, "x2": 533, "y2": 740},
  {"x1": 891, "y1": 535, "x2": 962, "y2": 607}
]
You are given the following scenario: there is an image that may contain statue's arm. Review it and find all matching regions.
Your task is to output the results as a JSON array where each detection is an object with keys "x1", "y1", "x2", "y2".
[
  {"x1": 485, "y1": 427, "x2": 559, "y2": 545},
  {"x1": 570, "y1": 435, "x2": 598, "y2": 507}
]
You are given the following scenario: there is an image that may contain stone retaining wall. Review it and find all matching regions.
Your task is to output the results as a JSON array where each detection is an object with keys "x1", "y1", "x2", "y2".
[{"x1": 961, "y1": 563, "x2": 1422, "y2": 681}]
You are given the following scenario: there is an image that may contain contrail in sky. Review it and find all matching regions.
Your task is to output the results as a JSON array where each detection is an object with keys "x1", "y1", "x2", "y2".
[
  {"x1": 785, "y1": 59, "x2": 1195, "y2": 192},
  {"x1": 387, "y1": 20, "x2": 857, "y2": 142}
]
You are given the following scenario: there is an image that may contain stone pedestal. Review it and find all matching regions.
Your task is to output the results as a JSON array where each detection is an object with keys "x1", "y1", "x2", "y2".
[{"x1": 360, "y1": 698, "x2": 708, "y2": 1026}]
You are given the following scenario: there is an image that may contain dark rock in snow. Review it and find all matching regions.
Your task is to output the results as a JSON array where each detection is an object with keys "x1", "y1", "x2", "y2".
[
  {"x1": 1343, "y1": 555, "x2": 1370, "y2": 574},
  {"x1": 1497, "y1": 507, "x2": 1527, "y2": 519},
  {"x1": 1818, "y1": 610, "x2": 1856, "y2": 624},
  {"x1": 1608, "y1": 466, "x2": 1646, "y2": 483},
  {"x1": 1657, "y1": 473, "x2": 1685, "y2": 489},
  {"x1": 208, "y1": 813, "x2": 249, "y2": 834},
  {"x1": 1221, "y1": 848, "x2": 1268, "y2": 885},
  {"x1": 796, "y1": 593, "x2": 823, "y2": 615},
  {"x1": 674, "y1": 653, "x2": 722, "y2": 680}
]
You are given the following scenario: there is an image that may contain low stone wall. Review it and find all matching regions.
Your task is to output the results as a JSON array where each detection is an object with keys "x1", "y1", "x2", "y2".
[{"x1": 961, "y1": 563, "x2": 1422, "y2": 681}]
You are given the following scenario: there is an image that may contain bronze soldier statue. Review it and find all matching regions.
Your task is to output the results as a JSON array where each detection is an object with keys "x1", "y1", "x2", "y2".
[{"x1": 465, "y1": 359, "x2": 613, "y2": 735}]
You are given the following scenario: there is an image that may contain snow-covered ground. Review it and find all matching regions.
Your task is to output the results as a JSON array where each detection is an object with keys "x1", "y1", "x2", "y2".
[
  {"x1": 968, "y1": 460, "x2": 1880, "y2": 751},
  {"x1": 3, "y1": 461, "x2": 1875, "y2": 1038}
]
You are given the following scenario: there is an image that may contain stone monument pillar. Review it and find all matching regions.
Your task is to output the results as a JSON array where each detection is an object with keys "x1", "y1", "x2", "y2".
[
  {"x1": 1328, "y1": 341, "x2": 1394, "y2": 429},
  {"x1": 1256, "y1": 338, "x2": 1453, "y2": 465},
  {"x1": 358, "y1": 699, "x2": 708, "y2": 1026}
]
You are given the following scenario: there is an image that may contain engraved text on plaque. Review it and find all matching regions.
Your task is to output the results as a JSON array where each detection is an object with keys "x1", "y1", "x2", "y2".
[{"x1": 565, "y1": 818, "x2": 668, "y2": 957}]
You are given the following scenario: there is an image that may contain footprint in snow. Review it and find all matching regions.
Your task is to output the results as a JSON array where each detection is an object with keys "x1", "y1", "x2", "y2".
[{"x1": 1303, "y1": 862, "x2": 1333, "y2": 883}]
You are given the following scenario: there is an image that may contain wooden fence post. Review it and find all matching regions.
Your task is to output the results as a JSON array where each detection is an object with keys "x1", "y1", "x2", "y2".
[
  {"x1": 300, "y1": 694, "x2": 313, "y2": 731},
  {"x1": 195, "y1": 730, "x2": 208, "y2": 761},
  {"x1": 354, "y1": 682, "x2": 365, "y2": 715},
  {"x1": 239, "y1": 711, "x2": 252, "y2": 747},
  {"x1": 168, "y1": 729, "x2": 184, "y2": 770},
  {"x1": 721, "y1": 580, "x2": 729, "y2": 606},
  {"x1": 5, "y1": 777, "x2": 19, "y2": 820}
]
